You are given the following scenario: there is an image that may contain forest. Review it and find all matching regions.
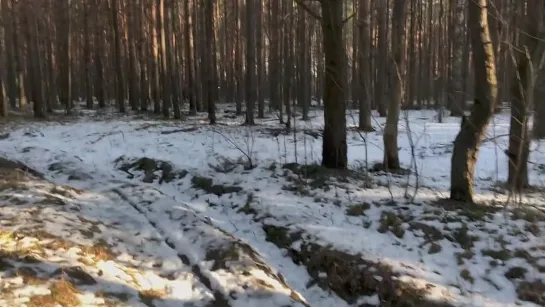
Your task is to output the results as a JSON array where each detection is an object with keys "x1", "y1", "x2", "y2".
[{"x1": 1, "y1": 0, "x2": 545, "y2": 306}]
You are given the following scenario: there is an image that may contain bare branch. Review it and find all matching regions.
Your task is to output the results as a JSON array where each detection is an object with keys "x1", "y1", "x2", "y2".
[
  {"x1": 342, "y1": 12, "x2": 355, "y2": 24},
  {"x1": 293, "y1": 0, "x2": 321, "y2": 20}
]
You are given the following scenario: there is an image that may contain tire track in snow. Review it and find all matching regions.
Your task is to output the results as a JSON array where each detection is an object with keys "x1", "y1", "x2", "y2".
[{"x1": 110, "y1": 187, "x2": 231, "y2": 307}]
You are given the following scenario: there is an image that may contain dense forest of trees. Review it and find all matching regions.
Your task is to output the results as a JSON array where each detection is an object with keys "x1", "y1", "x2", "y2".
[{"x1": 0, "y1": 0, "x2": 544, "y2": 202}]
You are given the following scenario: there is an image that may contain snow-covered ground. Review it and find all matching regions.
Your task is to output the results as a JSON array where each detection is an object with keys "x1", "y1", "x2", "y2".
[{"x1": 1, "y1": 105, "x2": 545, "y2": 306}]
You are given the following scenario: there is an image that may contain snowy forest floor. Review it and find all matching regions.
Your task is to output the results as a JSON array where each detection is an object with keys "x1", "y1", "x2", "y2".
[{"x1": 1, "y1": 103, "x2": 545, "y2": 307}]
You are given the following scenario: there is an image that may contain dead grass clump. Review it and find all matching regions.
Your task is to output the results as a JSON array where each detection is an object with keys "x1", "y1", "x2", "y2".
[
  {"x1": 16, "y1": 266, "x2": 48, "y2": 285},
  {"x1": 117, "y1": 156, "x2": 187, "y2": 184},
  {"x1": 460, "y1": 269, "x2": 474, "y2": 283},
  {"x1": 52, "y1": 266, "x2": 97, "y2": 286},
  {"x1": 481, "y1": 249, "x2": 512, "y2": 261},
  {"x1": 282, "y1": 163, "x2": 365, "y2": 191},
  {"x1": 294, "y1": 243, "x2": 445, "y2": 306},
  {"x1": 0, "y1": 168, "x2": 29, "y2": 191},
  {"x1": 517, "y1": 280, "x2": 545, "y2": 305},
  {"x1": 447, "y1": 225, "x2": 479, "y2": 250},
  {"x1": 139, "y1": 289, "x2": 166, "y2": 307},
  {"x1": 346, "y1": 203, "x2": 371, "y2": 216},
  {"x1": 262, "y1": 225, "x2": 446, "y2": 305},
  {"x1": 431, "y1": 198, "x2": 499, "y2": 221},
  {"x1": 512, "y1": 207, "x2": 545, "y2": 223},
  {"x1": 191, "y1": 175, "x2": 243, "y2": 196},
  {"x1": 96, "y1": 291, "x2": 131, "y2": 304},
  {"x1": 262, "y1": 225, "x2": 302, "y2": 250},
  {"x1": 377, "y1": 211, "x2": 405, "y2": 238},
  {"x1": 27, "y1": 280, "x2": 81, "y2": 307},
  {"x1": 409, "y1": 222, "x2": 444, "y2": 242},
  {"x1": 80, "y1": 239, "x2": 116, "y2": 261},
  {"x1": 205, "y1": 245, "x2": 240, "y2": 271}
]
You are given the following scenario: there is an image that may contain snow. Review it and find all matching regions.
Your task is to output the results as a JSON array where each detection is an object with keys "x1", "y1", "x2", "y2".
[{"x1": 1, "y1": 105, "x2": 544, "y2": 306}]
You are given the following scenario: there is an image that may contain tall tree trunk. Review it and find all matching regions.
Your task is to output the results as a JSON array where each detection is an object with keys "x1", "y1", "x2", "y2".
[
  {"x1": 58, "y1": 0, "x2": 72, "y2": 113},
  {"x1": 170, "y1": 0, "x2": 182, "y2": 119},
  {"x1": 245, "y1": 0, "x2": 256, "y2": 125},
  {"x1": 269, "y1": 0, "x2": 280, "y2": 116},
  {"x1": 183, "y1": 0, "x2": 196, "y2": 115},
  {"x1": 139, "y1": 0, "x2": 150, "y2": 111},
  {"x1": 358, "y1": 0, "x2": 373, "y2": 131},
  {"x1": 112, "y1": 0, "x2": 125, "y2": 112},
  {"x1": 298, "y1": 4, "x2": 310, "y2": 121},
  {"x1": 321, "y1": 0, "x2": 348, "y2": 169},
  {"x1": 375, "y1": 0, "x2": 388, "y2": 116},
  {"x1": 507, "y1": 1, "x2": 545, "y2": 191},
  {"x1": 205, "y1": 0, "x2": 216, "y2": 124},
  {"x1": 29, "y1": 6, "x2": 46, "y2": 118},
  {"x1": 3, "y1": 0, "x2": 16, "y2": 108},
  {"x1": 235, "y1": 0, "x2": 243, "y2": 115},
  {"x1": 450, "y1": 0, "x2": 498, "y2": 202},
  {"x1": 256, "y1": 0, "x2": 265, "y2": 118},
  {"x1": 0, "y1": 0, "x2": 7, "y2": 117},
  {"x1": 158, "y1": 0, "x2": 170, "y2": 118},
  {"x1": 383, "y1": 0, "x2": 408, "y2": 170},
  {"x1": 84, "y1": 0, "x2": 93, "y2": 109},
  {"x1": 94, "y1": 0, "x2": 106, "y2": 108},
  {"x1": 128, "y1": 1, "x2": 140, "y2": 111},
  {"x1": 152, "y1": 1, "x2": 161, "y2": 113},
  {"x1": 282, "y1": 1, "x2": 292, "y2": 128}
]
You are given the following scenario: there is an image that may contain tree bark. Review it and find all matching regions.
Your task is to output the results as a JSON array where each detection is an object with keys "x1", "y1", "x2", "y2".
[
  {"x1": 357, "y1": 0, "x2": 373, "y2": 131},
  {"x1": 0, "y1": 0, "x2": 7, "y2": 117},
  {"x1": 205, "y1": 0, "x2": 216, "y2": 124},
  {"x1": 321, "y1": 0, "x2": 348, "y2": 169},
  {"x1": 383, "y1": 0, "x2": 408, "y2": 170},
  {"x1": 450, "y1": 0, "x2": 498, "y2": 202},
  {"x1": 112, "y1": 0, "x2": 126, "y2": 112},
  {"x1": 245, "y1": 0, "x2": 256, "y2": 125},
  {"x1": 507, "y1": 1, "x2": 545, "y2": 191}
]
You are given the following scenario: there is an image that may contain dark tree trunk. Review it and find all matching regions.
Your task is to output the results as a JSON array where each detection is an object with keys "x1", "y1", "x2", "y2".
[
  {"x1": 321, "y1": 0, "x2": 348, "y2": 169},
  {"x1": 450, "y1": 0, "x2": 498, "y2": 202}
]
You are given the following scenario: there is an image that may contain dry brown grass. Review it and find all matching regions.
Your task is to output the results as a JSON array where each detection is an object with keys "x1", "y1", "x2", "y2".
[
  {"x1": 263, "y1": 224, "x2": 449, "y2": 306},
  {"x1": 16, "y1": 267, "x2": 48, "y2": 285},
  {"x1": 139, "y1": 289, "x2": 166, "y2": 307},
  {"x1": 517, "y1": 280, "x2": 545, "y2": 305},
  {"x1": 80, "y1": 239, "x2": 116, "y2": 261},
  {"x1": 27, "y1": 280, "x2": 81, "y2": 307}
]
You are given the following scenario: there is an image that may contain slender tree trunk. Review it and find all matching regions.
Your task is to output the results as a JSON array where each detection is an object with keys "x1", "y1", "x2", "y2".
[
  {"x1": 298, "y1": 4, "x2": 310, "y2": 121},
  {"x1": 321, "y1": 0, "x2": 348, "y2": 169},
  {"x1": 282, "y1": 1, "x2": 292, "y2": 128},
  {"x1": 94, "y1": 0, "x2": 106, "y2": 108},
  {"x1": 84, "y1": 1, "x2": 93, "y2": 109},
  {"x1": 205, "y1": 0, "x2": 216, "y2": 124},
  {"x1": 3, "y1": 0, "x2": 16, "y2": 108},
  {"x1": 376, "y1": 0, "x2": 388, "y2": 116},
  {"x1": 450, "y1": 0, "x2": 498, "y2": 202},
  {"x1": 358, "y1": 0, "x2": 373, "y2": 131},
  {"x1": 58, "y1": 0, "x2": 72, "y2": 113},
  {"x1": 112, "y1": 0, "x2": 125, "y2": 112},
  {"x1": 269, "y1": 0, "x2": 280, "y2": 116},
  {"x1": 152, "y1": 1, "x2": 161, "y2": 113},
  {"x1": 158, "y1": 0, "x2": 170, "y2": 118},
  {"x1": 245, "y1": 0, "x2": 256, "y2": 125},
  {"x1": 235, "y1": 0, "x2": 243, "y2": 115},
  {"x1": 0, "y1": 0, "x2": 7, "y2": 117},
  {"x1": 256, "y1": 0, "x2": 265, "y2": 118},
  {"x1": 139, "y1": 0, "x2": 150, "y2": 111},
  {"x1": 383, "y1": 0, "x2": 408, "y2": 170},
  {"x1": 183, "y1": 0, "x2": 196, "y2": 115},
  {"x1": 507, "y1": 2, "x2": 545, "y2": 191}
]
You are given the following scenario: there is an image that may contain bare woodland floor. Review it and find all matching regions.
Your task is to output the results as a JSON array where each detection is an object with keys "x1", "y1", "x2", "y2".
[{"x1": 1, "y1": 103, "x2": 545, "y2": 307}]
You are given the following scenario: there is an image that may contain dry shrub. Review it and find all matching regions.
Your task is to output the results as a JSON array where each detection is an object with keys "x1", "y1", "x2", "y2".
[{"x1": 27, "y1": 280, "x2": 81, "y2": 307}]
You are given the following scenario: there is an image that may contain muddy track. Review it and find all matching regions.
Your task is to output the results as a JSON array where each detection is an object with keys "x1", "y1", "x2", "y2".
[{"x1": 110, "y1": 188, "x2": 231, "y2": 307}]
